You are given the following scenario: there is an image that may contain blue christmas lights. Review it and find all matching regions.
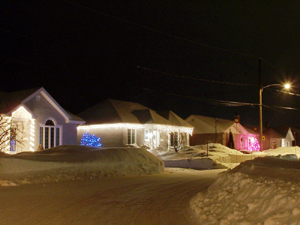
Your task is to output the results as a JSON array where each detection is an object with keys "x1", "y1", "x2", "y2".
[{"x1": 80, "y1": 132, "x2": 102, "y2": 147}]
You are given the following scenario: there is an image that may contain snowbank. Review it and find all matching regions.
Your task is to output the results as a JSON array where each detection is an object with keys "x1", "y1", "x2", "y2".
[
  {"x1": 150, "y1": 143, "x2": 249, "y2": 169},
  {"x1": 0, "y1": 145, "x2": 164, "y2": 186},
  {"x1": 190, "y1": 153, "x2": 300, "y2": 224}
]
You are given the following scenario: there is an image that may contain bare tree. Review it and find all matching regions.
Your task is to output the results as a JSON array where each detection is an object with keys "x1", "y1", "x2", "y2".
[{"x1": 0, "y1": 115, "x2": 26, "y2": 154}]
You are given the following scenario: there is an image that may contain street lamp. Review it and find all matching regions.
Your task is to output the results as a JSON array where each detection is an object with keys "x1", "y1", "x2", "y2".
[{"x1": 259, "y1": 83, "x2": 291, "y2": 151}]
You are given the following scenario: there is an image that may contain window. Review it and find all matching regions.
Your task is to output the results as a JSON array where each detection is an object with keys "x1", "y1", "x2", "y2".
[
  {"x1": 10, "y1": 128, "x2": 16, "y2": 152},
  {"x1": 39, "y1": 119, "x2": 61, "y2": 149},
  {"x1": 180, "y1": 133, "x2": 187, "y2": 146},
  {"x1": 144, "y1": 129, "x2": 149, "y2": 141},
  {"x1": 170, "y1": 132, "x2": 178, "y2": 146},
  {"x1": 128, "y1": 129, "x2": 136, "y2": 144}
]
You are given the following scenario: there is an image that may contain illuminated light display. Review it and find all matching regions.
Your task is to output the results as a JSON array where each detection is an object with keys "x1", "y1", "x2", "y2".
[
  {"x1": 80, "y1": 132, "x2": 102, "y2": 147},
  {"x1": 3, "y1": 117, "x2": 12, "y2": 152},
  {"x1": 248, "y1": 136, "x2": 260, "y2": 151},
  {"x1": 78, "y1": 123, "x2": 144, "y2": 131},
  {"x1": 2, "y1": 106, "x2": 36, "y2": 154},
  {"x1": 12, "y1": 106, "x2": 33, "y2": 119},
  {"x1": 155, "y1": 125, "x2": 193, "y2": 136},
  {"x1": 29, "y1": 119, "x2": 35, "y2": 151},
  {"x1": 78, "y1": 123, "x2": 193, "y2": 136}
]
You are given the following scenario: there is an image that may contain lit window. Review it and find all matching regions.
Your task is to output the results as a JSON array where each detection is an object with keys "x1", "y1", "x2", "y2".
[
  {"x1": 128, "y1": 129, "x2": 136, "y2": 144},
  {"x1": 39, "y1": 119, "x2": 61, "y2": 149},
  {"x1": 144, "y1": 129, "x2": 149, "y2": 141}
]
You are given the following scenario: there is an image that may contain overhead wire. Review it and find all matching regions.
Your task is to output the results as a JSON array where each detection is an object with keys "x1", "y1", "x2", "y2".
[
  {"x1": 132, "y1": 64, "x2": 256, "y2": 86},
  {"x1": 62, "y1": 0, "x2": 287, "y2": 77},
  {"x1": 137, "y1": 86, "x2": 256, "y2": 107},
  {"x1": 4, "y1": 0, "x2": 296, "y2": 114}
]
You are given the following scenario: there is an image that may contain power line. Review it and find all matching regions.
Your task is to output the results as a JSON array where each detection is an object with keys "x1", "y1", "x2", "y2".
[
  {"x1": 63, "y1": 0, "x2": 258, "y2": 58},
  {"x1": 137, "y1": 86, "x2": 300, "y2": 112},
  {"x1": 132, "y1": 64, "x2": 256, "y2": 86},
  {"x1": 62, "y1": 0, "x2": 288, "y2": 78},
  {"x1": 137, "y1": 86, "x2": 256, "y2": 107}
]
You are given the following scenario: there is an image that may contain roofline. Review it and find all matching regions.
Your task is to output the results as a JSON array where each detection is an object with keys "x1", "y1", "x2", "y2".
[{"x1": 22, "y1": 87, "x2": 72, "y2": 123}]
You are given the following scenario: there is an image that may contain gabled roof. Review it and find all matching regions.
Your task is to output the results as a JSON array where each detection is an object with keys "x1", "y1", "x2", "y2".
[
  {"x1": 0, "y1": 88, "x2": 39, "y2": 114},
  {"x1": 157, "y1": 110, "x2": 193, "y2": 128},
  {"x1": 78, "y1": 99, "x2": 175, "y2": 125},
  {"x1": 242, "y1": 124, "x2": 260, "y2": 135},
  {"x1": 265, "y1": 127, "x2": 292, "y2": 138},
  {"x1": 186, "y1": 115, "x2": 235, "y2": 134},
  {"x1": 0, "y1": 87, "x2": 84, "y2": 124}
]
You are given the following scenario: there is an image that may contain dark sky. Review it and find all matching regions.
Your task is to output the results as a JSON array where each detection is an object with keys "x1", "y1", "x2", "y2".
[{"x1": 2, "y1": 1, "x2": 300, "y2": 127}]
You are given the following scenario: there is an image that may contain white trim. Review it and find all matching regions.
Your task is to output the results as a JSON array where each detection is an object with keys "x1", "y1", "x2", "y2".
[
  {"x1": 68, "y1": 120, "x2": 86, "y2": 124},
  {"x1": 39, "y1": 119, "x2": 62, "y2": 149},
  {"x1": 44, "y1": 117, "x2": 58, "y2": 126},
  {"x1": 20, "y1": 87, "x2": 82, "y2": 124},
  {"x1": 40, "y1": 90, "x2": 71, "y2": 123}
]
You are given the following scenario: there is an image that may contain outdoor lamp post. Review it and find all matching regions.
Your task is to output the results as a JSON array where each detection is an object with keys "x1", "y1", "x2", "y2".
[{"x1": 259, "y1": 83, "x2": 291, "y2": 151}]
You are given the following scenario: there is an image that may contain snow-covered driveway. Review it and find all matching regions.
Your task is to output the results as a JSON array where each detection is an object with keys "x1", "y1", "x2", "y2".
[{"x1": 0, "y1": 168, "x2": 223, "y2": 225}]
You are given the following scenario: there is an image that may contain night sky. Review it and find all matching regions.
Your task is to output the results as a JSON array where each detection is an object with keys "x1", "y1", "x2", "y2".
[{"x1": 2, "y1": 1, "x2": 300, "y2": 127}]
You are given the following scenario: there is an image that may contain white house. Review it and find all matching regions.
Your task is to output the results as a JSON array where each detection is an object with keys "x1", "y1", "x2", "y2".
[
  {"x1": 0, "y1": 87, "x2": 85, "y2": 154},
  {"x1": 263, "y1": 127, "x2": 295, "y2": 150},
  {"x1": 77, "y1": 99, "x2": 193, "y2": 149}
]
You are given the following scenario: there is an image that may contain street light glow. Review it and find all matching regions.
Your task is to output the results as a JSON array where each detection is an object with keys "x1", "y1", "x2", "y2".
[
  {"x1": 259, "y1": 82, "x2": 292, "y2": 151},
  {"x1": 284, "y1": 83, "x2": 291, "y2": 89}
]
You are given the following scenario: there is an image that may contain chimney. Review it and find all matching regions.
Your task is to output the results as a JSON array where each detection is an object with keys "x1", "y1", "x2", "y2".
[{"x1": 234, "y1": 112, "x2": 240, "y2": 123}]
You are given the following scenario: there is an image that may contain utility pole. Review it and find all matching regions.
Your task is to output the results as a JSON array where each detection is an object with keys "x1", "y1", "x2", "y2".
[{"x1": 259, "y1": 58, "x2": 263, "y2": 151}]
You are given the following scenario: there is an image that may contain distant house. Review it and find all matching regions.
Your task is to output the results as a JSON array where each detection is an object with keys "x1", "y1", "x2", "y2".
[
  {"x1": 77, "y1": 99, "x2": 193, "y2": 149},
  {"x1": 291, "y1": 127, "x2": 300, "y2": 146},
  {"x1": 185, "y1": 115, "x2": 260, "y2": 151},
  {"x1": 0, "y1": 87, "x2": 85, "y2": 154},
  {"x1": 263, "y1": 127, "x2": 295, "y2": 150}
]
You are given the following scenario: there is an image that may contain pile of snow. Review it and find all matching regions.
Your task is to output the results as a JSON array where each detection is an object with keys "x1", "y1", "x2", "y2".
[
  {"x1": 257, "y1": 146, "x2": 300, "y2": 157},
  {"x1": 0, "y1": 145, "x2": 164, "y2": 186},
  {"x1": 150, "y1": 144, "x2": 300, "y2": 170},
  {"x1": 150, "y1": 143, "x2": 246, "y2": 169},
  {"x1": 151, "y1": 143, "x2": 244, "y2": 159},
  {"x1": 190, "y1": 149, "x2": 300, "y2": 224}
]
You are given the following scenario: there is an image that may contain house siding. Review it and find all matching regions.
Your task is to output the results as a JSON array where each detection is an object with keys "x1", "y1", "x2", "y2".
[
  {"x1": 190, "y1": 133, "x2": 224, "y2": 146},
  {"x1": 78, "y1": 127, "x2": 124, "y2": 147},
  {"x1": 24, "y1": 92, "x2": 79, "y2": 150}
]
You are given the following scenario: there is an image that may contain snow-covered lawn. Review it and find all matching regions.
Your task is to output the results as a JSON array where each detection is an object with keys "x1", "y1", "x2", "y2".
[
  {"x1": 150, "y1": 143, "x2": 255, "y2": 170},
  {"x1": 0, "y1": 145, "x2": 164, "y2": 186},
  {"x1": 190, "y1": 146, "x2": 300, "y2": 225},
  {"x1": 2, "y1": 144, "x2": 300, "y2": 224}
]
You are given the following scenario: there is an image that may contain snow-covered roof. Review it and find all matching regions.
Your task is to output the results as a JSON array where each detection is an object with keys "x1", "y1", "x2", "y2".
[
  {"x1": 0, "y1": 87, "x2": 84, "y2": 124},
  {"x1": 157, "y1": 111, "x2": 194, "y2": 128},
  {"x1": 78, "y1": 99, "x2": 177, "y2": 126},
  {"x1": 0, "y1": 88, "x2": 39, "y2": 113},
  {"x1": 186, "y1": 115, "x2": 235, "y2": 134},
  {"x1": 242, "y1": 124, "x2": 260, "y2": 135},
  {"x1": 265, "y1": 126, "x2": 292, "y2": 138}
]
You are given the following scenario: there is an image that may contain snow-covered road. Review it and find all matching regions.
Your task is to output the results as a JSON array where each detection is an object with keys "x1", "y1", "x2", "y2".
[{"x1": 0, "y1": 168, "x2": 223, "y2": 225}]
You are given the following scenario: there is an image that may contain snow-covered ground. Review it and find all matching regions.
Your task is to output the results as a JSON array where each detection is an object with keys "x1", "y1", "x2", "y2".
[
  {"x1": 190, "y1": 146, "x2": 300, "y2": 225},
  {"x1": 1, "y1": 144, "x2": 300, "y2": 224},
  {"x1": 149, "y1": 143, "x2": 255, "y2": 170},
  {"x1": 0, "y1": 145, "x2": 164, "y2": 186}
]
